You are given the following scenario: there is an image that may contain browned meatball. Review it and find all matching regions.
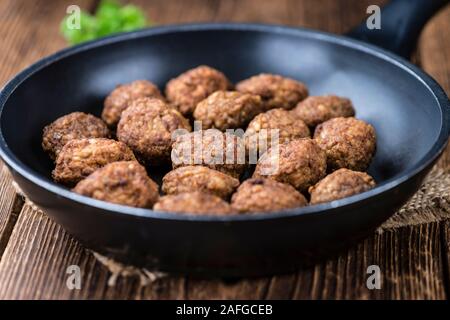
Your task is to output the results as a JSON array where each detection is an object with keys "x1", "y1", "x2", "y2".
[
  {"x1": 117, "y1": 97, "x2": 191, "y2": 165},
  {"x1": 73, "y1": 161, "x2": 159, "y2": 208},
  {"x1": 236, "y1": 73, "x2": 308, "y2": 111},
  {"x1": 42, "y1": 112, "x2": 110, "y2": 160},
  {"x1": 253, "y1": 138, "x2": 327, "y2": 192},
  {"x1": 245, "y1": 108, "x2": 310, "y2": 156},
  {"x1": 309, "y1": 168, "x2": 376, "y2": 204},
  {"x1": 314, "y1": 117, "x2": 376, "y2": 172},
  {"x1": 52, "y1": 138, "x2": 136, "y2": 186},
  {"x1": 154, "y1": 192, "x2": 233, "y2": 216},
  {"x1": 231, "y1": 178, "x2": 307, "y2": 213},
  {"x1": 171, "y1": 129, "x2": 246, "y2": 179},
  {"x1": 193, "y1": 91, "x2": 263, "y2": 130},
  {"x1": 102, "y1": 80, "x2": 164, "y2": 128},
  {"x1": 165, "y1": 65, "x2": 232, "y2": 116},
  {"x1": 293, "y1": 95, "x2": 355, "y2": 127},
  {"x1": 162, "y1": 166, "x2": 239, "y2": 200}
]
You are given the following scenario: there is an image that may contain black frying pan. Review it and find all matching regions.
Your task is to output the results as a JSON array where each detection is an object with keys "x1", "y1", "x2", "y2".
[{"x1": 0, "y1": 0, "x2": 449, "y2": 277}]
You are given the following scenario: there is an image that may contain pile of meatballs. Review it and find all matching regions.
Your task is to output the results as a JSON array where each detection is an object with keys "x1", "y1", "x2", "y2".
[{"x1": 42, "y1": 65, "x2": 377, "y2": 215}]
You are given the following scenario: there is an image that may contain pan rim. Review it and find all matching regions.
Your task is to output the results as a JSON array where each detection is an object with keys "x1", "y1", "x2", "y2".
[{"x1": 0, "y1": 22, "x2": 448, "y2": 222}]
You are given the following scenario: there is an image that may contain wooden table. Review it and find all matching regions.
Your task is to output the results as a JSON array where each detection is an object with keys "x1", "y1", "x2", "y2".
[{"x1": 0, "y1": 0, "x2": 449, "y2": 300}]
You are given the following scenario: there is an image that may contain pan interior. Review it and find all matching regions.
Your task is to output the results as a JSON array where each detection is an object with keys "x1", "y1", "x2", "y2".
[{"x1": 0, "y1": 27, "x2": 443, "y2": 188}]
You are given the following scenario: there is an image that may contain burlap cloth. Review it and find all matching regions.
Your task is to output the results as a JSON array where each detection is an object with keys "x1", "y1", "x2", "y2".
[{"x1": 13, "y1": 167, "x2": 450, "y2": 286}]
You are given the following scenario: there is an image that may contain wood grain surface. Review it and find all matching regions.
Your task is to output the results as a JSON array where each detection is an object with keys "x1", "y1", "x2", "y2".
[{"x1": 0, "y1": 0, "x2": 449, "y2": 300}]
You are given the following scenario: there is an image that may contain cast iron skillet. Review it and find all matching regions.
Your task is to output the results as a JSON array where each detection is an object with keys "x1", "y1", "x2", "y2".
[{"x1": 0, "y1": 0, "x2": 449, "y2": 276}]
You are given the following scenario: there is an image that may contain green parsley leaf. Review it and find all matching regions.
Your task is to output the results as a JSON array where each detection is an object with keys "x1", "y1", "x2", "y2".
[{"x1": 61, "y1": 0, "x2": 150, "y2": 45}]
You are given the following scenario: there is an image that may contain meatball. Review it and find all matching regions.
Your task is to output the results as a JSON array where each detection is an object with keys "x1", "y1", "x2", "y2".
[
  {"x1": 244, "y1": 108, "x2": 310, "y2": 156},
  {"x1": 314, "y1": 117, "x2": 376, "y2": 172},
  {"x1": 231, "y1": 178, "x2": 307, "y2": 213},
  {"x1": 162, "y1": 166, "x2": 239, "y2": 200},
  {"x1": 154, "y1": 192, "x2": 233, "y2": 216},
  {"x1": 171, "y1": 129, "x2": 246, "y2": 179},
  {"x1": 293, "y1": 95, "x2": 355, "y2": 127},
  {"x1": 117, "y1": 97, "x2": 191, "y2": 165},
  {"x1": 165, "y1": 65, "x2": 232, "y2": 116},
  {"x1": 193, "y1": 91, "x2": 263, "y2": 130},
  {"x1": 73, "y1": 161, "x2": 159, "y2": 208},
  {"x1": 236, "y1": 73, "x2": 308, "y2": 111},
  {"x1": 52, "y1": 138, "x2": 136, "y2": 186},
  {"x1": 102, "y1": 80, "x2": 164, "y2": 128},
  {"x1": 309, "y1": 168, "x2": 376, "y2": 204},
  {"x1": 42, "y1": 112, "x2": 110, "y2": 160},
  {"x1": 253, "y1": 138, "x2": 326, "y2": 192}
]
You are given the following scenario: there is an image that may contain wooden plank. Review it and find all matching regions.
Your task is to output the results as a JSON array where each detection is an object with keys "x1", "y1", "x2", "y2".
[
  {"x1": 134, "y1": 0, "x2": 387, "y2": 32},
  {"x1": 0, "y1": 0, "x2": 448, "y2": 300},
  {"x1": 0, "y1": 0, "x2": 97, "y2": 250},
  {"x1": 0, "y1": 0, "x2": 98, "y2": 295},
  {"x1": 0, "y1": 0, "x2": 96, "y2": 86},
  {"x1": 0, "y1": 204, "x2": 188, "y2": 300},
  {"x1": 0, "y1": 204, "x2": 445, "y2": 299},
  {"x1": 292, "y1": 223, "x2": 446, "y2": 299},
  {"x1": 418, "y1": 5, "x2": 450, "y2": 297},
  {"x1": 443, "y1": 220, "x2": 450, "y2": 290},
  {"x1": 187, "y1": 223, "x2": 447, "y2": 300},
  {"x1": 419, "y1": 5, "x2": 450, "y2": 95},
  {"x1": 0, "y1": 0, "x2": 98, "y2": 249},
  {"x1": 0, "y1": 165, "x2": 24, "y2": 259},
  {"x1": 418, "y1": 4, "x2": 450, "y2": 170},
  {"x1": 0, "y1": 203, "x2": 265, "y2": 300}
]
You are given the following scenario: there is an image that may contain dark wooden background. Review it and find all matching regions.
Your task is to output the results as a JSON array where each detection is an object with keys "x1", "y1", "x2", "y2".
[{"x1": 0, "y1": 0, "x2": 449, "y2": 299}]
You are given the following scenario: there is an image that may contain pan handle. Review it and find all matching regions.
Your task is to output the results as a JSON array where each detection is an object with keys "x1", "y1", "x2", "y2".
[{"x1": 347, "y1": 0, "x2": 448, "y2": 59}]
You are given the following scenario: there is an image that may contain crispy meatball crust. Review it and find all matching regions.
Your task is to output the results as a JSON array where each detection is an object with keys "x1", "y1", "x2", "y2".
[
  {"x1": 293, "y1": 95, "x2": 355, "y2": 127},
  {"x1": 52, "y1": 138, "x2": 136, "y2": 186},
  {"x1": 165, "y1": 65, "x2": 232, "y2": 116},
  {"x1": 314, "y1": 117, "x2": 376, "y2": 172},
  {"x1": 245, "y1": 108, "x2": 310, "y2": 156},
  {"x1": 102, "y1": 80, "x2": 164, "y2": 128},
  {"x1": 154, "y1": 192, "x2": 233, "y2": 216},
  {"x1": 42, "y1": 112, "x2": 110, "y2": 160},
  {"x1": 309, "y1": 168, "x2": 376, "y2": 204},
  {"x1": 73, "y1": 161, "x2": 159, "y2": 208},
  {"x1": 231, "y1": 178, "x2": 307, "y2": 213},
  {"x1": 162, "y1": 166, "x2": 240, "y2": 200},
  {"x1": 193, "y1": 91, "x2": 263, "y2": 130},
  {"x1": 236, "y1": 73, "x2": 308, "y2": 111},
  {"x1": 171, "y1": 129, "x2": 246, "y2": 179},
  {"x1": 117, "y1": 97, "x2": 191, "y2": 165},
  {"x1": 253, "y1": 138, "x2": 327, "y2": 192}
]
